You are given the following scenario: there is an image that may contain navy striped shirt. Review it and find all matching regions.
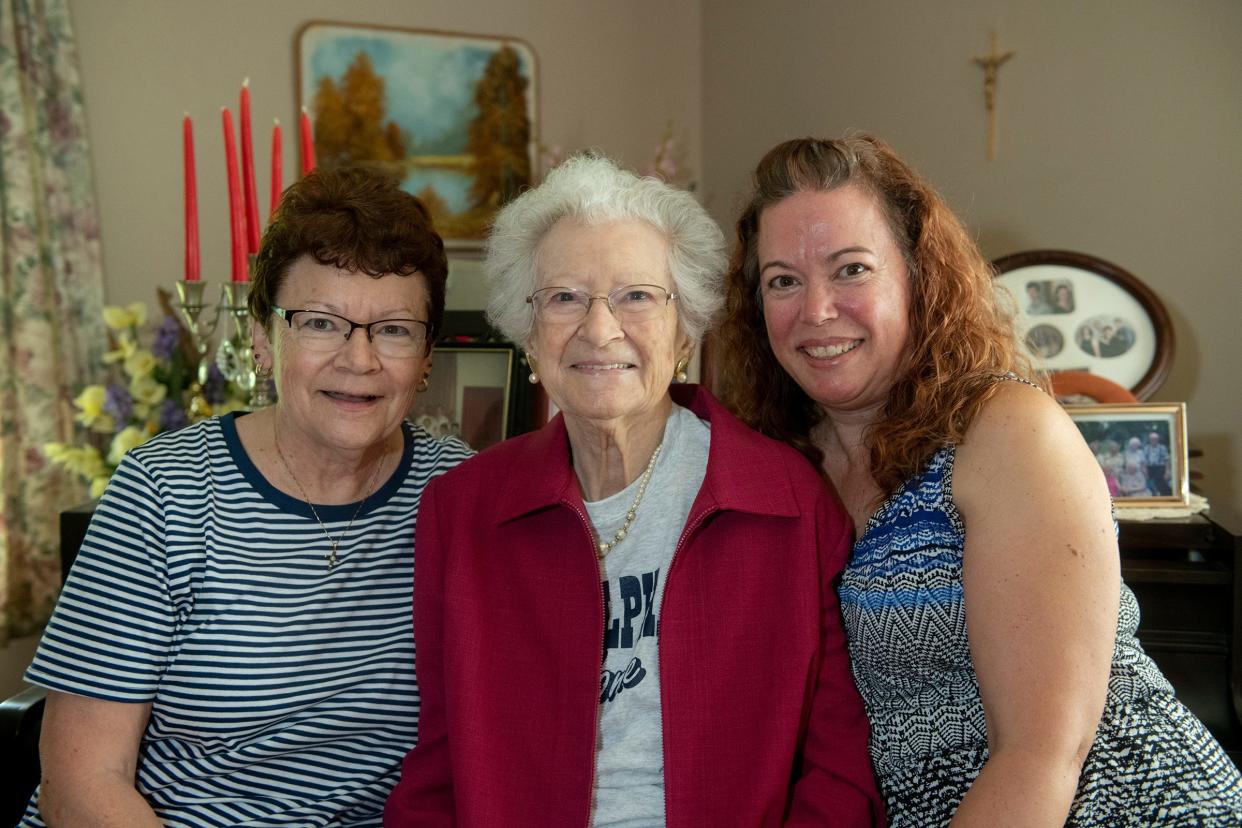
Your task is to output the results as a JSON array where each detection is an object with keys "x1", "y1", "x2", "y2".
[{"x1": 23, "y1": 413, "x2": 471, "y2": 827}]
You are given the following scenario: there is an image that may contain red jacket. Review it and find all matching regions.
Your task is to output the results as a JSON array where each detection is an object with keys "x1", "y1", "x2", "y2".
[{"x1": 385, "y1": 386, "x2": 884, "y2": 827}]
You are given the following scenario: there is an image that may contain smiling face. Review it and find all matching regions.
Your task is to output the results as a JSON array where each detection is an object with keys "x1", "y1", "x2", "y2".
[
  {"x1": 252, "y1": 254, "x2": 432, "y2": 458},
  {"x1": 757, "y1": 185, "x2": 912, "y2": 420},
  {"x1": 527, "y1": 217, "x2": 689, "y2": 432}
]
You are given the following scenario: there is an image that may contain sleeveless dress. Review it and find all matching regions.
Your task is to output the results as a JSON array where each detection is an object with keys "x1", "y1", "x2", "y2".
[{"x1": 839, "y1": 444, "x2": 1242, "y2": 827}]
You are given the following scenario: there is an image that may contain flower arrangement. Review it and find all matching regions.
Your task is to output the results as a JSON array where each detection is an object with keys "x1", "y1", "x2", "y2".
[{"x1": 43, "y1": 301, "x2": 247, "y2": 497}]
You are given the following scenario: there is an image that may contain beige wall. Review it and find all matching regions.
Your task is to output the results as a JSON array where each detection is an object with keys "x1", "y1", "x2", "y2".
[
  {"x1": 67, "y1": 0, "x2": 1240, "y2": 509},
  {"x1": 701, "y1": 0, "x2": 1242, "y2": 511},
  {"x1": 68, "y1": 0, "x2": 702, "y2": 312}
]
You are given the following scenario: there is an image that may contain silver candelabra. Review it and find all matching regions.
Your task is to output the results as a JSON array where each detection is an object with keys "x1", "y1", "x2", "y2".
[{"x1": 173, "y1": 277, "x2": 270, "y2": 411}]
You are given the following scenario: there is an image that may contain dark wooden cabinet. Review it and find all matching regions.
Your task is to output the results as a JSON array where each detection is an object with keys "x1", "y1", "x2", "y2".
[{"x1": 1119, "y1": 508, "x2": 1242, "y2": 763}]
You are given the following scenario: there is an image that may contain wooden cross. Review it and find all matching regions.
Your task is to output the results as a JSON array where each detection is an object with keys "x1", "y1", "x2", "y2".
[{"x1": 973, "y1": 31, "x2": 1015, "y2": 160}]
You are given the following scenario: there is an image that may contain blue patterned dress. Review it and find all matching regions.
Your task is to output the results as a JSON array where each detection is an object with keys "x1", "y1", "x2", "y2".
[{"x1": 839, "y1": 444, "x2": 1242, "y2": 827}]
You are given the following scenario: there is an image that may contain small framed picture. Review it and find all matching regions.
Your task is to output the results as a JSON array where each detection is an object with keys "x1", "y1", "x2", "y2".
[
  {"x1": 1065, "y1": 402, "x2": 1189, "y2": 507},
  {"x1": 992, "y1": 250, "x2": 1175, "y2": 401},
  {"x1": 411, "y1": 344, "x2": 522, "y2": 451}
]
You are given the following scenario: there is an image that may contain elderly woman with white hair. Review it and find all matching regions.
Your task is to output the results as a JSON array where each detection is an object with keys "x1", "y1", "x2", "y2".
[{"x1": 385, "y1": 156, "x2": 884, "y2": 827}]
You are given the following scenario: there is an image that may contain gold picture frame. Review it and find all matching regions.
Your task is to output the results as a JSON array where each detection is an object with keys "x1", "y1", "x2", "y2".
[
  {"x1": 297, "y1": 21, "x2": 539, "y2": 253},
  {"x1": 1065, "y1": 402, "x2": 1189, "y2": 507}
]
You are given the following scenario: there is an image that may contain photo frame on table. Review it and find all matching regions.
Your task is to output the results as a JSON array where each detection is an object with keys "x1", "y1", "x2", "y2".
[
  {"x1": 992, "y1": 250, "x2": 1174, "y2": 401},
  {"x1": 1064, "y1": 402, "x2": 1188, "y2": 507},
  {"x1": 296, "y1": 22, "x2": 539, "y2": 253},
  {"x1": 411, "y1": 343, "x2": 531, "y2": 451}
]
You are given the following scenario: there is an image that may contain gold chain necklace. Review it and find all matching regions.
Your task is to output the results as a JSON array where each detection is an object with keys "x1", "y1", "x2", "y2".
[
  {"x1": 595, "y1": 443, "x2": 662, "y2": 558},
  {"x1": 273, "y1": 425, "x2": 386, "y2": 571}
]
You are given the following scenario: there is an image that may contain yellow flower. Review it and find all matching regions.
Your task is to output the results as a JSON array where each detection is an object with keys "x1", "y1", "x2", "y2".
[
  {"x1": 108, "y1": 425, "x2": 150, "y2": 466},
  {"x1": 43, "y1": 441, "x2": 70, "y2": 463},
  {"x1": 89, "y1": 476, "x2": 110, "y2": 499},
  {"x1": 48, "y1": 445, "x2": 109, "y2": 480},
  {"x1": 90, "y1": 414, "x2": 117, "y2": 434},
  {"x1": 102, "y1": 302, "x2": 148, "y2": 331},
  {"x1": 103, "y1": 331, "x2": 138, "y2": 365},
  {"x1": 129, "y1": 374, "x2": 167, "y2": 407},
  {"x1": 74, "y1": 385, "x2": 108, "y2": 427},
  {"x1": 123, "y1": 349, "x2": 157, "y2": 379}
]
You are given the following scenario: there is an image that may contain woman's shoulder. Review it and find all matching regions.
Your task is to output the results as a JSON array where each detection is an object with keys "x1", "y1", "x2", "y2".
[
  {"x1": 955, "y1": 377, "x2": 1105, "y2": 507},
  {"x1": 964, "y1": 377, "x2": 1068, "y2": 446},
  {"x1": 405, "y1": 422, "x2": 475, "y2": 471},
  {"x1": 125, "y1": 415, "x2": 227, "y2": 469},
  {"x1": 416, "y1": 423, "x2": 550, "y2": 487}
]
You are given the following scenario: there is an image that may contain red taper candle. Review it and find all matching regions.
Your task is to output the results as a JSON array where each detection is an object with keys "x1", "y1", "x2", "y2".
[
  {"x1": 239, "y1": 79, "x2": 260, "y2": 254},
  {"x1": 299, "y1": 106, "x2": 316, "y2": 175},
  {"x1": 270, "y1": 118, "x2": 283, "y2": 220},
  {"x1": 221, "y1": 107, "x2": 247, "y2": 282},
  {"x1": 183, "y1": 113, "x2": 200, "y2": 281}
]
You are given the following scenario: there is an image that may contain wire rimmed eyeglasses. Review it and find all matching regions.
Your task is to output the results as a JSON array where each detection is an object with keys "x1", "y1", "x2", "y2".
[
  {"x1": 272, "y1": 307, "x2": 432, "y2": 358},
  {"x1": 525, "y1": 284, "x2": 677, "y2": 324}
]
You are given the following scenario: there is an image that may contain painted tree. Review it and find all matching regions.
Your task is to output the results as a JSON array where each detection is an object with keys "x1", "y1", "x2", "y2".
[
  {"x1": 312, "y1": 75, "x2": 349, "y2": 165},
  {"x1": 313, "y1": 52, "x2": 406, "y2": 165},
  {"x1": 466, "y1": 44, "x2": 531, "y2": 210}
]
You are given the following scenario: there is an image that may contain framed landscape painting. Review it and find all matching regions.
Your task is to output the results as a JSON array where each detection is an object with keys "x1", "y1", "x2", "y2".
[{"x1": 297, "y1": 22, "x2": 539, "y2": 251}]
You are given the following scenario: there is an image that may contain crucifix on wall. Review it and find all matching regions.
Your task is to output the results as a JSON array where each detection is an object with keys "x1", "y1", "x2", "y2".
[{"x1": 973, "y1": 30, "x2": 1015, "y2": 161}]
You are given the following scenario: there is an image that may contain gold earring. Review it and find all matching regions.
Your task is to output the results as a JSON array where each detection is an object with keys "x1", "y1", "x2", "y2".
[
  {"x1": 526, "y1": 352, "x2": 540, "y2": 385},
  {"x1": 416, "y1": 373, "x2": 430, "y2": 393},
  {"x1": 673, "y1": 356, "x2": 689, "y2": 384}
]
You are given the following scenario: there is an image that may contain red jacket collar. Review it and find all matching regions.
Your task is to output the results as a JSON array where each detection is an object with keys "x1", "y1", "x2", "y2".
[{"x1": 494, "y1": 385, "x2": 803, "y2": 524}]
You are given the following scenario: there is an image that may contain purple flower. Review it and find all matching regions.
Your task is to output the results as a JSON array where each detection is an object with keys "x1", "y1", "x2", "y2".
[
  {"x1": 103, "y1": 383, "x2": 133, "y2": 423},
  {"x1": 157, "y1": 398, "x2": 190, "y2": 432},
  {"x1": 152, "y1": 315, "x2": 182, "y2": 361},
  {"x1": 203, "y1": 362, "x2": 227, "y2": 404}
]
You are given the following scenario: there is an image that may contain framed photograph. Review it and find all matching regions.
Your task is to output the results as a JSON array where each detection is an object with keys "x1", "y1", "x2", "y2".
[
  {"x1": 1065, "y1": 402, "x2": 1188, "y2": 507},
  {"x1": 412, "y1": 344, "x2": 523, "y2": 451},
  {"x1": 992, "y1": 250, "x2": 1174, "y2": 401},
  {"x1": 297, "y1": 22, "x2": 539, "y2": 252}
]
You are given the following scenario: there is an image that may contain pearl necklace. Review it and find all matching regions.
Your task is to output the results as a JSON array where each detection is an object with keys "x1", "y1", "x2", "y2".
[
  {"x1": 273, "y1": 425, "x2": 385, "y2": 571},
  {"x1": 595, "y1": 443, "x2": 663, "y2": 558}
]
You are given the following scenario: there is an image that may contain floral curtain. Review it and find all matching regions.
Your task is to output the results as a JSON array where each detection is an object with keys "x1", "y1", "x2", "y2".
[{"x1": 0, "y1": 0, "x2": 106, "y2": 643}]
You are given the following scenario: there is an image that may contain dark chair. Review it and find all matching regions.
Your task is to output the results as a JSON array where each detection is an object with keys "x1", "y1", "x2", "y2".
[{"x1": 1, "y1": 684, "x2": 45, "y2": 823}]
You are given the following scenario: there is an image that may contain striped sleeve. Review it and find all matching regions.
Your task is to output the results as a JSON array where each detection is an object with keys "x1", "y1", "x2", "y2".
[{"x1": 27, "y1": 450, "x2": 177, "y2": 701}]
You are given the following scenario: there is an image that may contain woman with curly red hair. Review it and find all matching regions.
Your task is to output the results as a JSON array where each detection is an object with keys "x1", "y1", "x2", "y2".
[{"x1": 717, "y1": 135, "x2": 1241, "y2": 827}]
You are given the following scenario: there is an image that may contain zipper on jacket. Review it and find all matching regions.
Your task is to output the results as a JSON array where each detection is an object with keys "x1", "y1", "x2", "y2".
[
  {"x1": 656, "y1": 504, "x2": 715, "y2": 826},
  {"x1": 568, "y1": 500, "x2": 607, "y2": 828}
]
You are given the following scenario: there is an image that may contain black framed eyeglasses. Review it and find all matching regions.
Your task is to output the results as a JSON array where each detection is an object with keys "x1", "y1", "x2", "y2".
[
  {"x1": 272, "y1": 307, "x2": 432, "y2": 358},
  {"x1": 525, "y1": 284, "x2": 677, "y2": 324}
]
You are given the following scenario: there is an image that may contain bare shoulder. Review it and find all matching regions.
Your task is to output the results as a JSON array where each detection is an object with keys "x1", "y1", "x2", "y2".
[{"x1": 954, "y1": 380, "x2": 1108, "y2": 516}]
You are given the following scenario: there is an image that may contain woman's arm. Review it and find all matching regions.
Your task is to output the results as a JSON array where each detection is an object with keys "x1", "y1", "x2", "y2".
[
  {"x1": 38, "y1": 691, "x2": 161, "y2": 827},
  {"x1": 950, "y1": 384, "x2": 1117, "y2": 827},
  {"x1": 384, "y1": 478, "x2": 456, "y2": 826},
  {"x1": 787, "y1": 488, "x2": 887, "y2": 827}
]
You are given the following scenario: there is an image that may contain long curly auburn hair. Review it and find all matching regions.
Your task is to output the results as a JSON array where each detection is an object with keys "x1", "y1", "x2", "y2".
[{"x1": 716, "y1": 135, "x2": 1045, "y2": 497}]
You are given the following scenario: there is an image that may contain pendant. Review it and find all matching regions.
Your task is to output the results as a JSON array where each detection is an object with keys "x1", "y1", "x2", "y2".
[{"x1": 327, "y1": 542, "x2": 338, "y2": 571}]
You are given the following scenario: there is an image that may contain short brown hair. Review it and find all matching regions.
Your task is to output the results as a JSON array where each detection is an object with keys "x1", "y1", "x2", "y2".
[
  {"x1": 717, "y1": 135, "x2": 1043, "y2": 496},
  {"x1": 249, "y1": 166, "x2": 448, "y2": 347}
]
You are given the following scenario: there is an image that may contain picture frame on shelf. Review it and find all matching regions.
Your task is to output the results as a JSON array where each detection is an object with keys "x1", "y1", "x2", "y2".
[
  {"x1": 411, "y1": 343, "x2": 530, "y2": 451},
  {"x1": 297, "y1": 22, "x2": 539, "y2": 253},
  {"x1": 1065, "y1": 402, "x2": 1189, "y2": 507},
  {"x1": 992, "y1": 250, "x2": 1174, "y2": 401}
]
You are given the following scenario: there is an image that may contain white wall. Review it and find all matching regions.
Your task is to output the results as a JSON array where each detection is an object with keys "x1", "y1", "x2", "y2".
[
  {"x1": 68, "y1": 0, "x2": 702, "y2": 311},
  {"x1": 701, "y1": 0, "x2": 1242, "y2": 511}
]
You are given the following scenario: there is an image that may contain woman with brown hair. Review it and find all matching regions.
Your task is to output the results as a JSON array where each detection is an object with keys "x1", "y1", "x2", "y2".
[
  {"x1": 717, "y1": 135, "x2": 1241, "y2": 827},
  {"x1": 22, "y1": 167, "x2": 471, "y2": 827}
]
